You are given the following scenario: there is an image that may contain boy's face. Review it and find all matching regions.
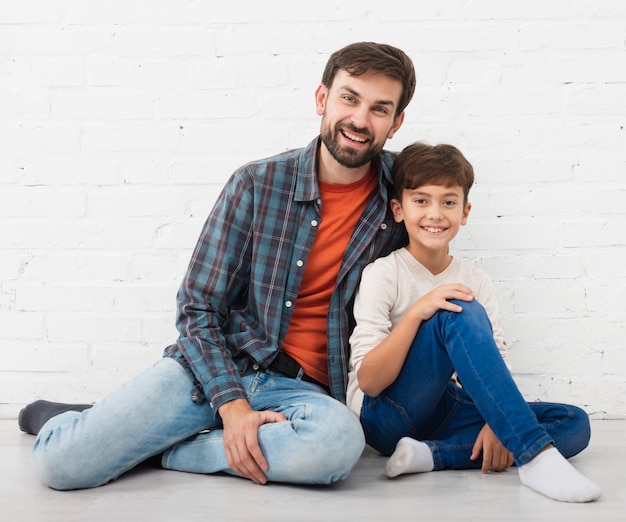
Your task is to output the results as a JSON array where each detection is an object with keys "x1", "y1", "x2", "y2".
[
  {"x1": 315, "y1": 70, "x2": 405, "y2": 169},
  {"x1": 391, "y1": 184, "x2": 471, "y2": 255}
]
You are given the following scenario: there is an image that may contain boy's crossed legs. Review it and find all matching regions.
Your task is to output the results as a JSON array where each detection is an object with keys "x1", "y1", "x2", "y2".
[{"x1": 360, "y1": 299, "x2": 601, "y2": 502}]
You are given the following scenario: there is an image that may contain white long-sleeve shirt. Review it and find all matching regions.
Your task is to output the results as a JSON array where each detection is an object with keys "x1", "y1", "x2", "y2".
[{"x1": 347, "y1": 247, "x2": 509, "y2": 416}]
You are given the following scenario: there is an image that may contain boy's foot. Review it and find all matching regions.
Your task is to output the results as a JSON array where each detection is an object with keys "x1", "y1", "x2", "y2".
[
  {"x1": 385, "y1": 437, "x2": 434, "y2": 478},
  {"x1": 18, "y1": 400, "x2": 93, "y2": 435},
  {"x1": 518, "y1": 447, "x2": 602, "y2": 502}
]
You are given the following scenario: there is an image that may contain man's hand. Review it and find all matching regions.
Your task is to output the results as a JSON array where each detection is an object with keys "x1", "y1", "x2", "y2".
[
  {"x1": 219, "y1": 398, "x2": 287, "y2": 484},
  {"x1": 470, "y1": 424, "x2": 514, "y2": 473}
]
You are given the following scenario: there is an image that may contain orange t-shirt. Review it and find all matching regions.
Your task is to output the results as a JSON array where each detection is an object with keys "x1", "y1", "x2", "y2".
[{"x1": 281, "y1": 169, "x2": 377, "y2": 385}]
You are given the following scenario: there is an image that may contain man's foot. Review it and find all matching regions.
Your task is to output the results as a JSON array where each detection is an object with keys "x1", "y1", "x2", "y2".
[{"x1": 18, "y1": 400, "x2": 93, "y2": 435}]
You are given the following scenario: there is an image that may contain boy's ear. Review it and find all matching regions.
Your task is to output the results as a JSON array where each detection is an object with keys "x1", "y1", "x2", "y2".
[
  {"x1": 461, "y1": 202, "x2": 472, "y2": 225},
  {"x1": 390, "y1": 198, "x2": 404, "y2": 223}
]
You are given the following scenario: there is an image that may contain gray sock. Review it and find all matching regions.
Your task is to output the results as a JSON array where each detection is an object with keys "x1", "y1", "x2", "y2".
[{"x1": 18, "y1": 399, "x2": 93, "y2": 435}]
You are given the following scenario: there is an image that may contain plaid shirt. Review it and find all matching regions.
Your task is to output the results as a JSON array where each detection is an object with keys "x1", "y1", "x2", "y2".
[{"x1": 163, "y1": 137, "x2": 407, "y2": 416}]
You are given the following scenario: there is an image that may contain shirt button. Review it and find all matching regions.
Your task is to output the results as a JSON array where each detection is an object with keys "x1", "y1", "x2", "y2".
[
  {"x1": 285, "y1": 300, "x2": 293, "y2": 308},
  {"x1": 381, "y1": 223, "x2": 388, "y2": 230},
  {"x1": 296, "y1": 260, "x2": 303, "y2": 267},
  {"x1": 252, "y1": 363, "x2": 260, "y2": 371},
  {"x1": 311, "y1": 220, "x2": 318, "y2": 227}
]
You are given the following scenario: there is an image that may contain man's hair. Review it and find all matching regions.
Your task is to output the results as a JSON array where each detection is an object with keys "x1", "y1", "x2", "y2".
[
  {"x1": 321, "y1": 42, "x2": 416, "y2": 116},
  {"x1": 392, "y1": 142, "x2": 475, "y2": 203}
]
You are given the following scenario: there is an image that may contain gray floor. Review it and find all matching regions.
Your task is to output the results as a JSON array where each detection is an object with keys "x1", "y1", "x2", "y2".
[{"x1": 1, "y1": 419, "x2": 624, "y2": 521}]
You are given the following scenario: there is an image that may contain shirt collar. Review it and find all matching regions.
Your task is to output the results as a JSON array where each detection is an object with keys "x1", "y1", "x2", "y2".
[{"x1": 294, "y1": 136, "x2": 396, "y2": 203}]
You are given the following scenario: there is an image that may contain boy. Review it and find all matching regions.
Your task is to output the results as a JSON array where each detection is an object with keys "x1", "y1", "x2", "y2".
[{"x1": 347, "y1": 142, "x2": 601, "y2": 502}]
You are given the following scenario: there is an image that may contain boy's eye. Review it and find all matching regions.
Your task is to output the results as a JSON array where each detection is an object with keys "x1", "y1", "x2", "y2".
[{"x1": 443, "y1": 200, "x2": 457, "y2": 207}]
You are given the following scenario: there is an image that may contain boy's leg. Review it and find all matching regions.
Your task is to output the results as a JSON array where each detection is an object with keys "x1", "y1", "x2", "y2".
[
  {"x1": 360, "y1": 299, "x2": 552, "y2": 464},
  {"x1": 528, "y1": 402, "x2": 591, "y2": 459},
  {"x1": 33, "y1": 357, "x2": 215, "y2": 490},
  {"x1": 415, "y1": 389, "x2": 591, "y2": 470},
  {"x1": 163, "y1": 370, "x2": 365, "y2": 485},
  {"x1": 362, "y1": 300, "x2": 600, "y2": 501}
]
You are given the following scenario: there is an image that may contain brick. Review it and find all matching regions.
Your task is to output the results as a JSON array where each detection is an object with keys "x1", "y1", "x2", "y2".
[
  {"x1": 0, "y1": 189, "x2": 85, "y2": 217},
  {"x1": 46, "y1": 314, "x2": 143, "y2": 343},
  {"x1": 16, "y1": 285, "x2": 112, "y2": 312}
]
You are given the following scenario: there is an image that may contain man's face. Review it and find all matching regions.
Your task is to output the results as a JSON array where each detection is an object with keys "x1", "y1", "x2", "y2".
[{"x1": 315, "y1": 70, "x2": 405, "y2": 169}]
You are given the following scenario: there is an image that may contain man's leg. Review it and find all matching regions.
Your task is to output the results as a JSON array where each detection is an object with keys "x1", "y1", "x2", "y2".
[
  {"x1": 33, "y1": 357, "x2": 215, "y2": 490},
  {"x1": 163, "y1": 370, "x2": 365, "y2": 485}
]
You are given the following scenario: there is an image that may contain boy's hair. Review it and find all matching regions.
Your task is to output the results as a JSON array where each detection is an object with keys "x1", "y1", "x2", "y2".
[
  {"x1": 392, "y1": 142, "x2": 474, "y2": 203},
  {"x1": 321, "y1": 42, "x2": 416, "y2": 116}
]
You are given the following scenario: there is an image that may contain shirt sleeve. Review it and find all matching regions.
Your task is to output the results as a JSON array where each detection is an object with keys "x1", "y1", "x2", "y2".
[
  {"x1": 174, "y1": 168, "x2": 255, "y2": 412},
  {"x1": 349, "y1": 257, "x2": 398, "y2": 376}
]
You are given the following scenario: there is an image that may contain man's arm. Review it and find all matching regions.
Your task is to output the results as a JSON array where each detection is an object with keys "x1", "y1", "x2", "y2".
[
  {"x1": 174, "y1": 169, "x2": 255, "y2": 409},
  {"x1": 173, "y1": 167, "x2": 290, "y2": 483}
]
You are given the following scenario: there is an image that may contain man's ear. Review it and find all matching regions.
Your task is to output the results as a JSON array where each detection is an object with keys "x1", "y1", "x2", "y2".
[
  {"x1": 461, "y1": 202, "x2": 472, "y2": 225},
  {"x1": 386, "y1": 111, "x2": 405, "y2": 140},
  {"x1": 390, "y1": 198, "x2": 404, "y2": 223},
  {"x1": 315, "y1": 83, "x2": 328, "y2": 116}
]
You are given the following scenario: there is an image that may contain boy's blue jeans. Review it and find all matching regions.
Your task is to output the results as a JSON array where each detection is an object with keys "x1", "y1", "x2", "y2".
[
  {"x1": 32, "y1": 358, "x2": 364, "y2": 490},
  {"x1": 359, "y1": 299, "x2": 591, "y2": 469}
]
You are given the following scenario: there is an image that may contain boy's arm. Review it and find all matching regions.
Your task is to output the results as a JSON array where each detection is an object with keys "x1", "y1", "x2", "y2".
[
  {"x1": 357, "y1": 283, "x2": 475, "y2": 396},
  {"x1": 350, "y1": 260, "x2": 476, "y2": 398}
]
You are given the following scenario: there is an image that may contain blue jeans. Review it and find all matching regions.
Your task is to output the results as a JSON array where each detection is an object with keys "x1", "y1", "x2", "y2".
[
  {"x1": 359, "y1": 299, "x2": 591, "y2": 469},
  {"x1": 32, "y1": 358, "x2": 365, "y2": 490}
]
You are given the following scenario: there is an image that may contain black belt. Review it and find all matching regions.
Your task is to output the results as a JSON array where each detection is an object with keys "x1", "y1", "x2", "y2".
[{"x1": 268, "y1": 351, "x2": 330, "y2": 393}]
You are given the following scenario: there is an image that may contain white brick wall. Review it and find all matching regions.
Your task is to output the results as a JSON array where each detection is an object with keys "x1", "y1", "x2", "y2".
[{"x1": 1, "y1": 1, "x2": 625, "y2": 419}]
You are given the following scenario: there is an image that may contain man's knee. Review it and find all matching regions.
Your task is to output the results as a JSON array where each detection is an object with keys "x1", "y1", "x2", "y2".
[
  {"x1": 271, "y1": 399, "x2": 365, "y2": 484},
  {"x1": 309, "y1": 402, "x2": 364, "y2": 483},
  {"x1": 32, "y1": 414, "x2": 109, "y2": 490}
]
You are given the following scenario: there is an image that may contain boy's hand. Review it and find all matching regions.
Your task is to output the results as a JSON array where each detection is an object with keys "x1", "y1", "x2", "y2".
[
  {"x1": 470, "y1": 424, "x2": 514, "y2": 473},
  {"x1": 411, "y1": 283, "x2": 475, "y2": 321}
]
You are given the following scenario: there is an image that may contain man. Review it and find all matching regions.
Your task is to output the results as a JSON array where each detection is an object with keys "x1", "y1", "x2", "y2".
[{"x1": 20, "y1": 42, "x2": 416, "y2": 490}]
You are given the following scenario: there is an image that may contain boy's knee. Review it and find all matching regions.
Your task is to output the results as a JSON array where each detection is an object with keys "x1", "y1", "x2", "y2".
[{"x1": 568, "y1": 405, "x2": 592, "y2": 453}]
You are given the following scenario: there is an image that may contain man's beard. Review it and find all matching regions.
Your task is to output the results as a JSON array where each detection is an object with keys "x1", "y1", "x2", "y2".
[{"x1": 320, "y1": 122, "x2": 382, "y2": 169}]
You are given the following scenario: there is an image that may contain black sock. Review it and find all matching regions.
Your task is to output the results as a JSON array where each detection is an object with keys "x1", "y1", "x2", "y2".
[{"x1": 18, "y1": 399, "x2": 94, "y2": 435}]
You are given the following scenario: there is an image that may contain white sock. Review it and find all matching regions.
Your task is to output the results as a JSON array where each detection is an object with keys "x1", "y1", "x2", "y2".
[
  {"x1": 385, "y1": 437, "x2": 434, "y2": 478},
  {"x1": 518, "y1": 447, "x2": 602, "y2": 503}
]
